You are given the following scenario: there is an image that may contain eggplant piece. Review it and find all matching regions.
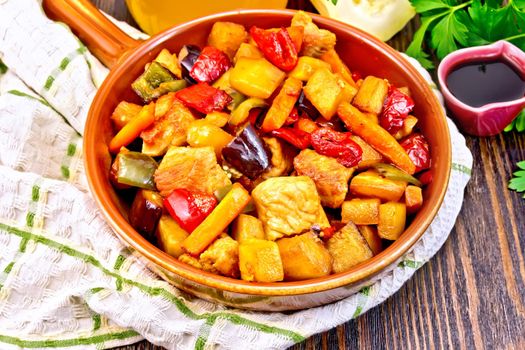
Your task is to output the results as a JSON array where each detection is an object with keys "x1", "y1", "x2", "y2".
[
  {"x1": 296, "y1": 91, "x2": 319, "y2": 119},
  {"x1": 129, "y1": 189, "x2": 163, "y2": 241},
  {"x1": 132, "y1": 61, "x2": 175, "y2": 102},
  {"x1": 178, "y1": 45, "x2": 201, "y2": 85},
  {"x1": 221, "y1": 124, "x2": 270, "y2": 180}
]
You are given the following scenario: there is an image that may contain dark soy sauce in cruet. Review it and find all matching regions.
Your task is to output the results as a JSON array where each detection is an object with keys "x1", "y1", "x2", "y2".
[{"x1": 446, "y1": 60, "x2": 525, "y2": 107}]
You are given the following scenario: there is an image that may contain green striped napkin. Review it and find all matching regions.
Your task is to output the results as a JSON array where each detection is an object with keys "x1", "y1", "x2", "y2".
[{"x1": 0, "y1": 0, "x2": 472, "y2": 349}]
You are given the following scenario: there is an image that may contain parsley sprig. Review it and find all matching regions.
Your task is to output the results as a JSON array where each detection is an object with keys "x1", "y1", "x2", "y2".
[
  {"x1": 0, "y1": 60, "x2": 7, "y2": 75},
  {"x1": 406, "y1": 0, "x2": 525, "y2": 197},
  {"x1": 509, "y1": 161, "x2": 525, "y2": 198},
  {"x1": 406, "y1": 0, "x2": 525, "y2": 69}
]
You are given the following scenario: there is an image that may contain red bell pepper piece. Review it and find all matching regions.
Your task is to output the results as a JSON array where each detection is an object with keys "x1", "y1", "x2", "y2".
[
  {"x1": 400, "y1": 133, "x2": 431, "y2": 173},
  {"x1": 270, "y1": 127, "x2": 311, "y2": 149},
  {"x1": 310, "y1": 127, "x2": 363, "y2": 168},
  {"x1": 380, "y1": 87, "x2": 415, "y2": 134},
  {"x1": 250, "y1": 26, "x2": 298, "y2": 71},
  {"x1": 163, "y1": 189, "x2": 218, "y2": 233},
  {"x1": 190, "y1": 46, "x2": 232, "y2": 83},
  {"x1": 176, "y1": 83, "x2": 232, "y2": 114}
]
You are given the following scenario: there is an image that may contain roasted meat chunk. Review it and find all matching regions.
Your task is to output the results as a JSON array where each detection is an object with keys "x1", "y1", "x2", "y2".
[
  {"x1": 141, "y1": 96, "x2": 196, "y2": 156},
  {"x1": 154, "y1": 146, "x2": 231, "y2": 197},
  {"x1": 251, "y1": 176, "x2": 330, "y2": 241},
  {"x1": 293, "y1": 149, "x2": 354, "y2": 208},
  {"x1": 291, "y1": 11, "x2": 336, "y2": 57},
  {"x1": 199, "y1": 234, "x2": 240, "y2": 278},
  {"x1": 178, "y1": 234, "x2": 239, "y2": 278}
]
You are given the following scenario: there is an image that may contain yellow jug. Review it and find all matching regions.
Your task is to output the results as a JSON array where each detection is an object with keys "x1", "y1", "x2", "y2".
[{"x1": 126, "y1": 0, "x2": 288, "y2": 35}]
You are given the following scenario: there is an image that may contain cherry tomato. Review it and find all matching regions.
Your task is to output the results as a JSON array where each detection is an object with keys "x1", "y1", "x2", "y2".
[
  {"x1": 270, "y1": 127, "x2": 311, "y2": 149},
  {"x1": 310, "y1": 127, "x2": 362, "y2": 168},
  {"x1": 400, "y1": 133, "x2": 431, "y2": 173},
  {"x1": 380, "y1": 87, "x2": 415, "y2": 134}
]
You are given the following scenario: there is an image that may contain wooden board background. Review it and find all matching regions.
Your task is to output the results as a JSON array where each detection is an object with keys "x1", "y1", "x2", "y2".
[{"x1": 89, "y1": 1, "x2": 525, "y2": 348}]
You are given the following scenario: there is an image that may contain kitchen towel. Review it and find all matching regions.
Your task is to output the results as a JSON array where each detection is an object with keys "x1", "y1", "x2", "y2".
[{"x1": 0, "y1": 0, "x2": 473, "y2": 349}]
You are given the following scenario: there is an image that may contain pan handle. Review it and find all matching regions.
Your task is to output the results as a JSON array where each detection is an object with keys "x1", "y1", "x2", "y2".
[{"x1": 42, "y1": 0, "x2": 141, "y2": 68}]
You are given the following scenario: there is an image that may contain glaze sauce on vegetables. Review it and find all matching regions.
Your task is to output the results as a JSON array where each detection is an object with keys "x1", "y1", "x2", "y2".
[
  {"x1": 446, "y1": 60, "x2": 525, "y2": 107},
  {"x1": 108, "y1": 11, "x2": 433, "y2": 282}
]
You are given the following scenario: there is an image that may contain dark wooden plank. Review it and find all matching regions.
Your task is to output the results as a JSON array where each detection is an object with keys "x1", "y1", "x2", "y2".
[{"x1": 84, "y1": 1, "x2": 525, "y2": 350}]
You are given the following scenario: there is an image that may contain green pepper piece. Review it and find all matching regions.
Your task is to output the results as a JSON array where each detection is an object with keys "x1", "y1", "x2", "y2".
[
  {"x1": 372, "y1": 163, "x2": 422, "y2": 187},
  {"x1": 229, "y1": 97, "x2": 267, "y2": 125},
  {"x1": 150, "y1": 80, "x2": 187, "y2": 99},
  {"x1": 132, "y1": 61, "x2": 175, "y2": 102},
  {"x1": 212, "y1": 69, "x2": 247, "y2": 111},
  {"x1": 227, "y1": 90, "x2": 247, "y2": 111},
  {"x1": 117, "y1": 151, "x2": 158, "y2": 190}
]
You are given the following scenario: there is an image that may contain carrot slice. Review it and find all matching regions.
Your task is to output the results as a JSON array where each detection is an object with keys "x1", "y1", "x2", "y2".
[
  {"x1": 320, "y1": 49, "x2": 356, "y2": 87},
  {"x1": 337, "y1": 102, "x2": 416, "y2": 174},
  {"x1": 182, "y1": 183, "x2": 251, "y2": 256},
  {"x1": 261, "y1": 77, "x2": 303, "y2": 132},
  {"x1": 109, "y1": 102, "x2": 155, "y2": 154}
]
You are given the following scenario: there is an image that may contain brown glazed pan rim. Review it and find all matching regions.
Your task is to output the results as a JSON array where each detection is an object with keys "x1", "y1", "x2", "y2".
[{"x1": 84, "y1": 9, "x2": 451, "y2": 296}]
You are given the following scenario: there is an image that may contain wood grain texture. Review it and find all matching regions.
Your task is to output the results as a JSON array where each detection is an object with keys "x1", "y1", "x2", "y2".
[{"x1": 89, "y1": 1, "x2": 525, "y2": 349}]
